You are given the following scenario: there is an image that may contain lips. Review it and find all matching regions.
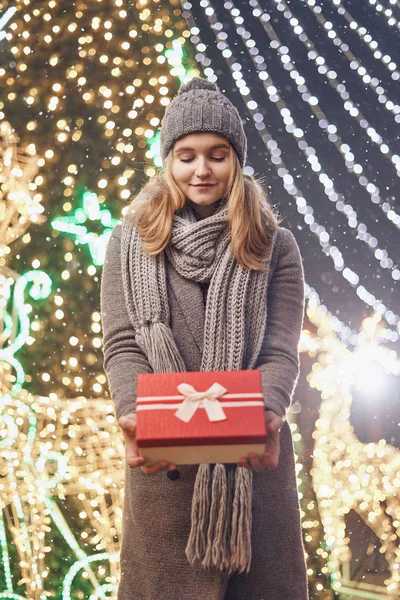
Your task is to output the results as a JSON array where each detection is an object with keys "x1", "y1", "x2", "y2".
[{"x1": 192, "y1": 184, "x2": 216, "y2": 187}]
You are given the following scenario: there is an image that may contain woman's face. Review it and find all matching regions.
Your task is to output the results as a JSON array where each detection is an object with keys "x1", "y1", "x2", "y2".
[{"x1": 171, "y1": 132, "x2": 232, "y2": 208}]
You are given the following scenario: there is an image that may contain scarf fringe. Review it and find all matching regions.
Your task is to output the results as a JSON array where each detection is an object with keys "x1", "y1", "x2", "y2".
[
  {"x1": 136, "y1": 322, "x2": 186, "y2": 373},
  {"x1": 201, "y1": 464, "x2": 226, "y2": 569},
  {"x1": 185, "y1": 464, "x2": 252, "y2": 574},
  {"x1": 230, "y1": 467, "x2": 253, "y2": 574},
  {"x1": 185, "y1": 464, "x2": 211, "y2": 563}
]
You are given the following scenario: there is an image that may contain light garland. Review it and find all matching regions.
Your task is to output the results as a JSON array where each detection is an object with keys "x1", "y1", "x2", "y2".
[
  {"x1": 265, "y1": 0, "x2": 400, "y2": 220},
  {"x1": 288, "y1": 412, "x2": 333, "y2": 594},
  {"x1": 228, "y1": 0, "x2": 399, "y2": 279},
  {"x1": 0, "y1": 7, "x2": 17, "y2": 42},
  {"x1": 183, "y1": 1, "x2": 400, "y2": 336},
  {"x1": 331, "y1": 0, "x2": 400, "y2": 65},
  {"x1": 364, "y1": 0, "x2": 400, "y2": 32},
  {"x1": 303, "y1": 0, "x2": 400, "y2": 117}
]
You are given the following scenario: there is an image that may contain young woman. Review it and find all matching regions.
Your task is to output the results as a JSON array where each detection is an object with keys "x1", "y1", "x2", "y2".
[{"x1": 101, "y1": 77, "x2": 308, "y2": 600}]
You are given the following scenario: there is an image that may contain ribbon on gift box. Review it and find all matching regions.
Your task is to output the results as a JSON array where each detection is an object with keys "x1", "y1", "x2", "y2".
[{"x1": 174, "y1": 382, "x2": 228, "y2": 423}]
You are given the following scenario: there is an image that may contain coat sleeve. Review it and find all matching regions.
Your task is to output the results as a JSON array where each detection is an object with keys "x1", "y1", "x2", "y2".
[
  {"x1": 100, "y1": 222, "x2": 153, "y2": 419},
  {"x1": 255, "y1": 227, "x2": 305, "y2": 419}
]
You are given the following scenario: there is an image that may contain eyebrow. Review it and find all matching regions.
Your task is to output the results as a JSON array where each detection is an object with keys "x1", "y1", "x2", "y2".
[{"x1": 174, "y1": 143, "x2": 230, "y2": 154}]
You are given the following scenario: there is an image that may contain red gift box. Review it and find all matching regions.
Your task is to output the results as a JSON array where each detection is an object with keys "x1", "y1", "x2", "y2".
[{"x1": 136, "y1": 370, "x2": 267, "y2": 465}]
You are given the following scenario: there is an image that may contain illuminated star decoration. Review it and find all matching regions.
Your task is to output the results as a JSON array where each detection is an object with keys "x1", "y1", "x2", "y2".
[{"x1": 51, "y1": 189, "x2": 121, "y2": 267}]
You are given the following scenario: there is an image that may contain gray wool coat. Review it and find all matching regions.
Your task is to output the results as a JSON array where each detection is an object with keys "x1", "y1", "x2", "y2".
[{"x1": 100, "y1": 221, "x2": 309, "y2": 600}]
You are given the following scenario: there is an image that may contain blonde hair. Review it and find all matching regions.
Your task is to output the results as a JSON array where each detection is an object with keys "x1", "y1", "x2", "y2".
[{"x1": 124, "y1": 144, "x2": 282, "y2": 271}]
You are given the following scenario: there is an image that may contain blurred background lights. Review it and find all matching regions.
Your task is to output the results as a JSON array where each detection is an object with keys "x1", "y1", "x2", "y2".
[
  {"x1": 1, "y1": 0, "x2": 399, "y2": 598},
  {"x1": 352, "y1": 356, "x2": 388, "y2": 397}
]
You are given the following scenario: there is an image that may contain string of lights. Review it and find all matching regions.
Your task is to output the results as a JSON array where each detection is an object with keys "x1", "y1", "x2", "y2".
[
  {"x1": 340, "y1": 0, "x2": 400, "y2": 32},
  {"x1": 226, "y1": 0, "x2": 399, "y2": 280},
  {"x1": 266, "y1": 0, "x2": 400, "y2": 197},
  {"x1": 329, "y1": 0, "x2": 400, "y2": 72},
  {"x1": 182, "y1": 1, "x2": 400, "y2": 337},
  {"x1": 304, "y1": 282, "x2": 400, "y2": 348},
  {"x1": 302, "y1": 0, "x2": 400, "y2": 120},
  {"x1": 365, "y1": 0, "x2": 400, "y2": 30}
]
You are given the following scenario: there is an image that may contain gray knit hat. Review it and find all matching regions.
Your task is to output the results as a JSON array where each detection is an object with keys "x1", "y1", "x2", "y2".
[{"x1": 159, "y1": 77, "x2": 247, "y2": 168}]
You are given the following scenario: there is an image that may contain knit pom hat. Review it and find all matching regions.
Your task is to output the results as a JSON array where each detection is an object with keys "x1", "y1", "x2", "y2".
[{"x1": 159, "y1": 77, "x2": 247, "y2": 168}]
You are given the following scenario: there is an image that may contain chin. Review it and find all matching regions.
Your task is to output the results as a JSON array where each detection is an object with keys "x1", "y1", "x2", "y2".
[
  {"x1": 187, "y1": 191, "x2": 220, "y2": 202},
  {"x1": 189, "y1": 198, "x2": 218, "y2": 206}
]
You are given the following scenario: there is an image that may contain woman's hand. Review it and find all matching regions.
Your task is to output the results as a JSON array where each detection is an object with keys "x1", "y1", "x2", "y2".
[
  {"x1": 237, "y1": 410, "x2": 285, "y2": 472},
  {"x1": 117, "y1": 413, "x2": 177, "y2": 475}
]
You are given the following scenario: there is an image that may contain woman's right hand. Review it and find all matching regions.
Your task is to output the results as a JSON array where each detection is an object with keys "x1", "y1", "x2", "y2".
[{"x1": 117, "y1": 413, "x2": 177, "y2": 475}]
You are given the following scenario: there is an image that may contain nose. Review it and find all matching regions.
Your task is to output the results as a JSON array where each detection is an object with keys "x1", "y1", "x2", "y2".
[{"x1": 194, "y1": 158, "x2": 212, "y2": 178}]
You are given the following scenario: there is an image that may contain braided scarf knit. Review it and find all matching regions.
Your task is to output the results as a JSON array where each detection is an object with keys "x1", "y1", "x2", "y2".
[{"x1": 120, "y1": 198, "x2": 271, "y2": 574}]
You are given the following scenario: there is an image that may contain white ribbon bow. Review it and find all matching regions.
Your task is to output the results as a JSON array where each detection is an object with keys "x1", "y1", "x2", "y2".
[{"x1": 174, "y1": 382, "x2": 228, "y2": 423}]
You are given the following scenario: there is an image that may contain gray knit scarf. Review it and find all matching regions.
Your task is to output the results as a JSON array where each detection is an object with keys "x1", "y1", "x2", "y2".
[{"x1": 120, "y1": 198, "x2": 271, "y2": 574}]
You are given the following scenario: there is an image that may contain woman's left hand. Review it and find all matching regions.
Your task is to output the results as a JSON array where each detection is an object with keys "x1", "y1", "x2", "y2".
[{"x1": 237, "y1": 410, "x2": 285, "y2": 472}]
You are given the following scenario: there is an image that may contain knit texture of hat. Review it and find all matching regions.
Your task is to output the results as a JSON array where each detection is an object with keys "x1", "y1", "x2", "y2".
[{"x1": 159, "y1": 77, "x2": 247, "y2": 168}]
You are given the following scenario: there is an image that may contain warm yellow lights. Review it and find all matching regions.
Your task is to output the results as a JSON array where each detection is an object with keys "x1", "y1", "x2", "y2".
[
  {"x1": 92, "y1": 337, "x2": 102, "y2": 349},
  {"x1": 100, "y1": 86, "x2": 112, "y2": 97},
  {"x1": 308, "y1": 299, "x2": 400, "y2": 596},
  {"x1": 0, "y1": 3, "x2": 209, "y2": 595},
  {"x1": 48, "y1": 96, "x2": 59, "y2": 111}
]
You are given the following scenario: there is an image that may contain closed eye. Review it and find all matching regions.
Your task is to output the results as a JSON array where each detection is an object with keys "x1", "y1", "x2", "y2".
[{"x1": 180, "y1": 157, "x2": 226, "y2": 163}]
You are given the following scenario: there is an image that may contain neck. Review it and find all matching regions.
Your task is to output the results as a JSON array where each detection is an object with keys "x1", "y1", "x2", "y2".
[{"x1": 187, "y1": 197, "x2": 225, "y2": 220}]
